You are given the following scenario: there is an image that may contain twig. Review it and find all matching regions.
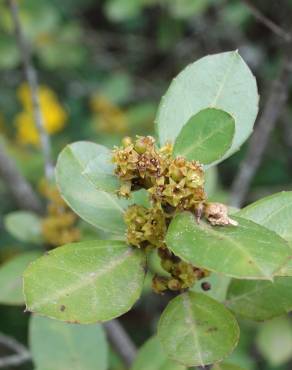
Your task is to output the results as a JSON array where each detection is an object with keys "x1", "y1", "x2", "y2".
[
  {"x1": 230, "y1": 59, "x2": 291, "y2": 208},
  {"x1": 241, "y1": 0, "x2": 292, "y2": 42},
  {"x1": 281, "y1": 110, "x2": 292, "y2": 152},
  {"x1": 0, "y1": 332, "x2": 31, "y2": 368},
  {"x1": 0, "y1": 142, "x2": 43, "y2": 213},
  {"x1": 104, "y1": 320, "x2": 136, "y2": 368},
  {"x1": 8, "y1": 0, "x2": 54, "y2": 180}
]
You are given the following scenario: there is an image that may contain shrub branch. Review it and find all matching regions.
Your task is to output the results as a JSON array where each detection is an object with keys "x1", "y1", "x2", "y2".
[{"x1": 8, "y1": 0, "x2": 54, "y2": 180}]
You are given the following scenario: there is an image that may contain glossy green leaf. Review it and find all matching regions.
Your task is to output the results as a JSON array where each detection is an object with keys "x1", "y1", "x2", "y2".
[
  {"x1": 30, "y1": 315, "x2": 108, "y2": 370},
  {"x1": 226, "y1": 277, "x2": 292, "y2": 321},
  {"x1": 158, "y1": 292, "x2": 239, "y2": 367},
  {"x1": 4, "y1": 211, "x2": 43, "y2": 243},
  {"x1": 238, "y1": 192, "x2": 292, "y2": 276},
  {"x1": 238, "y1": 191, "x2": 292, "y2": 242},
  {"x1": 166, "y1": 212, "x2": 291, "y2": 279},
  {"x1": 256, "y1": 316, "x2": 292, "y2": 367},
  {"x1": 81, "y1": 143, "x2": 120, "y2": 193},
  {"x1": 56, "y1": 141, "x2": 129, "y2": 237},
  {"x1": 192, "y1": 273, "x2": 231, "y2": 302},
  {"x1": 131, "y1": 336, "x2": 186, "y2": 370},
  {"x1": 279, "y1": 242, "x2": 292, "y2": 276},
  {"x1": 213, "y1": 363, "x2": 246, "y2": 370},
  {"x1": 24, "y1": 240, "x2": 146, "y2": 323},
  {"x1": 173, "y1": 108, "x2": 235, "y2": 164},
  {"x1": 58, "y1": 141, "x2": 119, "y2": 192},
  {"x1": 130, "y1": 189, "x2": 150, "y2": 208},
  {"x1": 205, "y1": 166, "x2": 219, "y2": 197},
  {"x1": 0, "y1": 251, "x2": 41, "y2": 305},
  {"x1": 156, "y1": 51, "x2": 258, "y2": 164}
]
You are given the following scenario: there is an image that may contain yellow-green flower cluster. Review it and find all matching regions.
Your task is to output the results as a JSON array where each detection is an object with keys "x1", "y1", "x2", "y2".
[
  {"x1": 112, "y1": 136, "x2": 205, "y2": 211},
  {"x1": 124, "y1": 204, "x2": 167, "y2": 249},
  {"x1": 90, "y1": 94, "x2": 128, "y2": 134},
  {"x1": 40, "y1": 180, "x2": 80, "y2": 247},
  {"x1": 113, "y1": 135, "x2": 210, "y2": 294},
  {"x1": 152, "y1": 248, "x2": 210, "y2": 293},
  {"x1": 149, "y1": 156, "x2": 205, "y2": 212}
]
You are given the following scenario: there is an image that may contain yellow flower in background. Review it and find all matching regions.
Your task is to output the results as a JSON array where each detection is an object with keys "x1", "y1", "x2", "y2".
[
  {"x1": 90, "y1": 93, "x2": 128, "y2": 134},
  {"x1": 15, "y1": 112, "x2": 39, "y2": 146},
  {"x1": 15, "y1": 83, "x2": 67, "y2": 146}
]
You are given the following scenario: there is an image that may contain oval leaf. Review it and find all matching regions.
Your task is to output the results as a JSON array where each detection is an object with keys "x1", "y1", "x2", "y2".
[
  {"x1": 192, "y1": 273, "x2": 231, "y2": 302},
  {"x1": 132, "y1": 336, "x2": 186, "y2": 370},
  {"x1": 237, "y1": 192, "x2": 292, "y2": 276},
  {"x1": 166, "y1": 212, "x2": 291, "y2": 280},
  {"x1": 226, "y1": 277, "x2": 292, "y2": 321},
  {"x1": 238, "y1": 191, "x2": 292, "y2": 242},
  {"x1": 56, "y1": 141, "x2": 129, "y2": 236},
  {"x1": 0, "y1": 251, "x2": 41, "y2": 305},
  {"x1": 81, "y1": 144, "x2": 120, "y2": 193},
  {"x1": 173, "y1": 108, "x2": 235, "y2": 165},
  {"x1": 24, "y1": 240, "x2": 146, "y2": 323},
  {"x1": 156, "y1": 51, "x2": 258, "y2": 163},
  {"x1": 158, "y1": 292, "x2": 239, "y2": 367},
  {"x1": 30, "y1": 315, "x2": 108, "y2": 370},
  {"x1": 4, "y1": 211, "x2": 43, "y2": 244}
]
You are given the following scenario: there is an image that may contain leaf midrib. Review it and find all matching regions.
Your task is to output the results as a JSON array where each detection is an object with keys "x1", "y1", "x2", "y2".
[
  {"x1": 182, "y1": 294, "x2": 204, "y2": 367},
  {"x1": 172, "y1": 215, "x2": 273, "y2": 279},
  {"x1": 211, "y1": 52, "x2": 238, "y2": 106},
  {"x1": 29, "y1": 248, "x2": 134, "y2": 310},
  {"x1": 177, "y1": 122, "x2": 229, "y2": 158}
]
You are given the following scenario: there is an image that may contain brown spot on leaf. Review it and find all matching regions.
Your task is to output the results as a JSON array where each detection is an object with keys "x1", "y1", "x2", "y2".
[
  {"x1": 60, "y1": 305, "x2": 66, "y2": 312},
  {"x1": 206, "y1": 327, "x2": 218, "y2": 333},
  {"x1": 201, "y1": 282, "x2": 211, "y2": 291}
]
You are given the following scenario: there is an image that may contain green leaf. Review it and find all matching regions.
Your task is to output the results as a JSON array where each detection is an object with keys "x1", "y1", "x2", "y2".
[
  {"x1": 237, "y1": 191, "x2": 292, "y2": 242},
  {"x1": 205, "y1": 166, "x2": 219, "y2": 197},
  {"x1": 130, "y1": 189, "x2": 151, "y2": 208},
  {"x1": 237, "y1": 192, "x2": 292, "y2": 276},
  {"x1": 173, "y1": 108, "x2": 235, "y2": 165},
  {"x1": 226, "y1": 277, "x2": 292, "y2": 321},
  {"x1": 192, "y1": 273, "x2": 231, "y2": 302},
  {"x1": 256, "y1": 316, "x2": 292, "y2": 367},
  {"x1": 56, "y1": 142, "x2": 128, "y2": 237},
  {"x1": 0, "y1": 251, "x2": 41, "y2": 305},
  {"x1": 166, "y1": 212, "x2": 291, "y2": 280},
  {"x1": 131, "y1": 336, "x2": 186, "y2": 370},
  {"x1": 156, "y1": 51, "x2": 258, "y2": 164},
  {"x1": 158, "y1": 292, "x2": 239, "y2": 367},
  {"x1": 212, "y1": 363, "x2": 246, "y2": 370},
  {"x1": 23, "y1": 240, "x2": 146, "y2": 323},
  {"x1": 30, "y1": 315, "x2": 108, "y2": 370},
  {"x1": 81, "y1": 144, "x2": 120, "y2": 193},
  {"x1": 4, "y1": 211, "x2": 43, "y2": 244}
]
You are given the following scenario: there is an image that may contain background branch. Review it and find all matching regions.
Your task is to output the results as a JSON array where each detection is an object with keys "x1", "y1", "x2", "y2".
[
  {"x1": 104, "y1": 320, "x2": 136, "y2": 368},
  {"x1": 230, "y1": 58, "x2": 291, "y2": 207},
  {"x1": 241, "y1": 0, "x2": 292, "y2": 42},
  {"x1": 8, "y1": 0, "x2": 54, "y2": 180},
  {"x1": 0, "y1": 332, "x2": 31, "y2": 368},
  {"x1": 0, "y1": 142, "x2": 43, "y2": 213}
]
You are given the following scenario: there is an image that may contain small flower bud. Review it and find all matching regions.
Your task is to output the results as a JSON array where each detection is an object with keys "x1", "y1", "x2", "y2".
[{"x1": 122, "y1": 136, "x2": 132, "y2": 147}]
